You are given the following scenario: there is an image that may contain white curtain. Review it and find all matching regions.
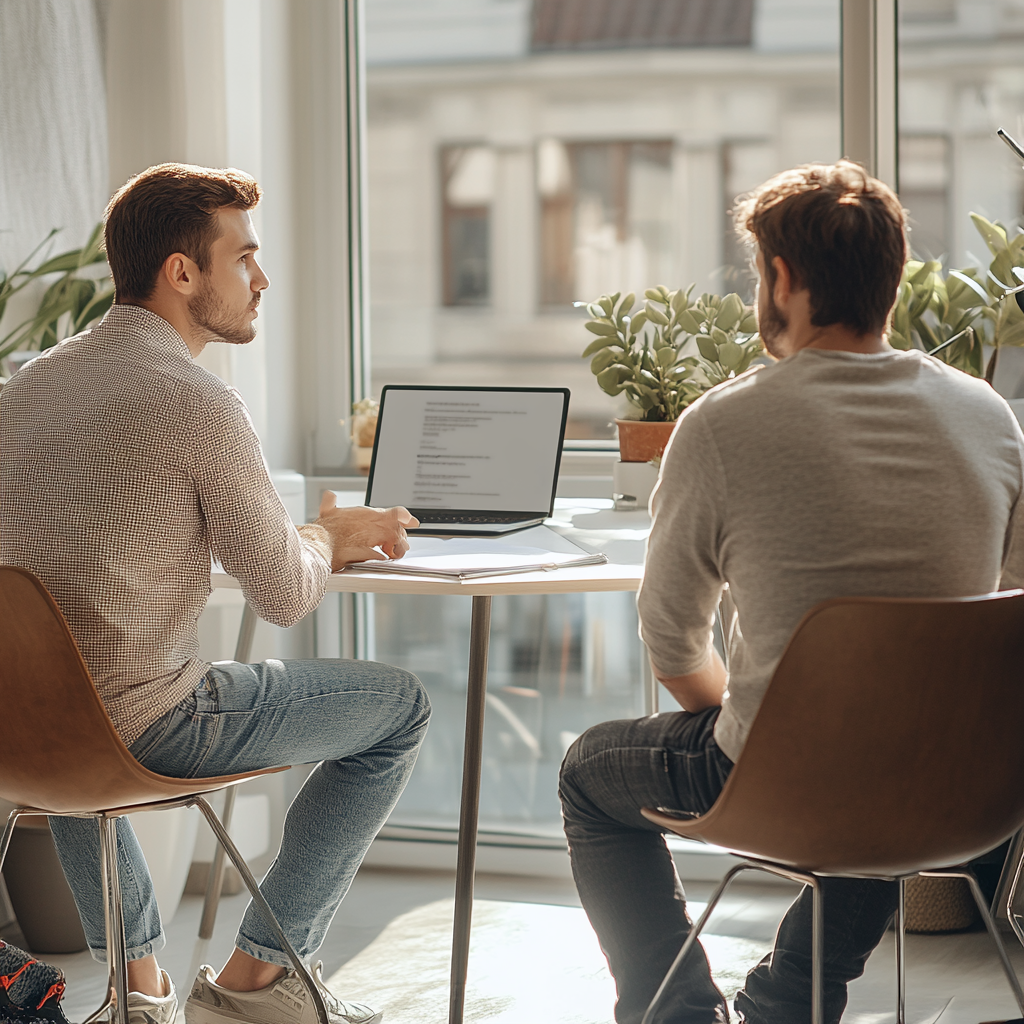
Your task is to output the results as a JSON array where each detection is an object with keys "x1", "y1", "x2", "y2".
[{"x1": 0, "y1": 0, "x2": 108, "y2": 273}]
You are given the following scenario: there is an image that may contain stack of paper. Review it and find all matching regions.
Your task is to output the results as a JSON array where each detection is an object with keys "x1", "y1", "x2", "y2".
[{"x1": 345, "y1": 525, "x2": 607, "y2": 581}]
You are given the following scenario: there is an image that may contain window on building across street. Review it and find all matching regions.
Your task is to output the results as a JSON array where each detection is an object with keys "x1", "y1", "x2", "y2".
[
  {"x1": 538, "y1": 140, "x2": 674, "y2": 308},
  {"x1": 441, "y1": 145, "x2": 495, "y2": 306}
]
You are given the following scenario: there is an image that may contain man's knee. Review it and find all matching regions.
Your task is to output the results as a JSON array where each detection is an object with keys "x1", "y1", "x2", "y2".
[
  {"x1": 370, "y1": 662, "x2": 431, "y2": 730},
  {"x1": 561, "y1": 717, "x2": 634, "y2": 778}
]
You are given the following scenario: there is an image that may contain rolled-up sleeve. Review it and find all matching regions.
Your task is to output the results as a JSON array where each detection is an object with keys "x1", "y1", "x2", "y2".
[
  {"x1": 637, "y1": 406, "x2": 727, "y2": 675},
  {"x1": 190, "y1": 388, "x2": 329, "y2": 628}
]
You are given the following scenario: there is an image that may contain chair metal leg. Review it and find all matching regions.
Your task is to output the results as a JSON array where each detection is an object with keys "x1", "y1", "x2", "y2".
[
  {"x1": 809, "y1": 876, "x2": 824, "y2": 1024},
  {"x1": 82, "y1": 815, "x2": 130, "y2": 1024},
  {"x1": 189, "y1": 786, "x2": 240, "y2": 982},
  {"x1": 1008, "y1": 838, "x2": 1024, "y2": 953},
  {"x1": 640, "y1": 862, "x2": 753, "y2": 1024},
  {"x1": 641, "y1": 857, "x2": 824, "y2": 1024},
  {"x1": 896, "y1": 877, "x2": 907, "y2": 1024},
  {"x1": 192, "y1": 796, "x2": 330, "y2": 1024},
  {"x1": 0, "y1": 809, "x2": 27, "y2": 872},
  {"x1": 924, "y1": 868, "x2": 1024, "y2": 1016}
]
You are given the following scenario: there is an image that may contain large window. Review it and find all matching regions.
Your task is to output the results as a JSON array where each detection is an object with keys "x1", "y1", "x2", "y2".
[
  {"x1": 366, "y1": 0, "x2": 840, "y2": 440},
  {"x1": 364, "y1": 0, "x2": 841, "y2": 841}
]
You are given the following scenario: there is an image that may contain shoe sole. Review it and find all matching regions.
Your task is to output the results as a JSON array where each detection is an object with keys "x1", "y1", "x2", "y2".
[{"x1": 184, "y1": 997, "x2": 383, "y2": 1024}]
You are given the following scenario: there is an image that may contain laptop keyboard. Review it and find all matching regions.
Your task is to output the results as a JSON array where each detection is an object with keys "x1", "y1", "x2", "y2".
[{"x1": 416, "y1": 513, "x2": 537, "y2": 524}]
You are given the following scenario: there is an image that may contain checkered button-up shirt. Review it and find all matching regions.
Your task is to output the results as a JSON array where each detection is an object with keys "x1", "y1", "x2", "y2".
[{"x1": 0, "y1": 304, "x2": 331, "y2": 745}]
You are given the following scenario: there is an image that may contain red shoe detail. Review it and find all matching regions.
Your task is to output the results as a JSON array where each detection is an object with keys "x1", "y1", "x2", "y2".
[
  {"x1": 37, "y1": 981, "x2": 65, "y2": 1008},
  {"x1": 0, "y1": 960, "x2": 36, "y2": 990}
]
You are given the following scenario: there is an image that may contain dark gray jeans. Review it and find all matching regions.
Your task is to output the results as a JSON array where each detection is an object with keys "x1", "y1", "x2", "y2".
[{"x1": 559, "y1": 708, "x2": 897, "y2": 1024}]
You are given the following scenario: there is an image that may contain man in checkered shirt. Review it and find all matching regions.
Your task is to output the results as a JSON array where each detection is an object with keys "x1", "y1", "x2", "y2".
[{"x1": 0, "y1": 164, "x2": 429, "y2": 1024}]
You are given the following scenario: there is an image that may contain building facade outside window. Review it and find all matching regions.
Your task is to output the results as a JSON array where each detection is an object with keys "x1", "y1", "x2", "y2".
[{"x1": 364, "y1": 0, "x2": 841, "y2": 843}]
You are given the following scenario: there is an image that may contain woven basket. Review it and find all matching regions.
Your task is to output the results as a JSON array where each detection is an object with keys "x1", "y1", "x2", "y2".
[{"x1": 903, "y1": 875, "x2": 979, "y2": 933}]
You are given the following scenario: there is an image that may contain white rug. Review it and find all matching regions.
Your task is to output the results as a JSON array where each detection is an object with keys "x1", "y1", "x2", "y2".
[{"x1": 326, "y1": 899, "x2": 771, "y2": 1024}]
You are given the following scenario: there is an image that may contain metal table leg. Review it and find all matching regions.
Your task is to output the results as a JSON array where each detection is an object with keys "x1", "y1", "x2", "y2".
[{"x1": 448, "y1": 595, "x2": 492, "y2": 1024}]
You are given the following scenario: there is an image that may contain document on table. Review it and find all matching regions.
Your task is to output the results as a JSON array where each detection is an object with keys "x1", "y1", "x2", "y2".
[{"x1": 345, "y1": 525, "x2": 607, "y2": 580}]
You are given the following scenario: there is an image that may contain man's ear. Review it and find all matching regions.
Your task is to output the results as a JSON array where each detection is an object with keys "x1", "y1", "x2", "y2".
[
  {"x1": 161, "y1": 252, "x2": 200, "y2": 297},
  {"x1": 771, "y1": 255, "x2": 793, "y2": 310}
]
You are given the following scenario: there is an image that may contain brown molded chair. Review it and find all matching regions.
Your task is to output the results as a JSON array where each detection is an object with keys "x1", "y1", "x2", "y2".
[
  {"x1": 0, "y1": 566, "x2": 331, "y2": 1024},
  {"x1": 641, "y1": 592, "x2": 1024, "y2": 1024}
]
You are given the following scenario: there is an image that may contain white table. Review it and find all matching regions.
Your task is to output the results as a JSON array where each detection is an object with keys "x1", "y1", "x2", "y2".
[{"x1": 213, "y1": 499, "x2": 650, "y2": 1024}]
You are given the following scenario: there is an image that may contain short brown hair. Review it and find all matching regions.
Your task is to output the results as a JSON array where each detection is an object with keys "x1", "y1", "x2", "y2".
[
  {"x1": 104, "y1": 163, "x2": 262, "y2": 303},
  {"x1": 733, "y1": 161, "x2": 907, "y2": 336}
]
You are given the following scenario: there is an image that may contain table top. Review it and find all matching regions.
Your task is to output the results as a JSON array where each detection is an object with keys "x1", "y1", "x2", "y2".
[{"x1": 212, "y1": 497, "x2": 650, "y2": 597}]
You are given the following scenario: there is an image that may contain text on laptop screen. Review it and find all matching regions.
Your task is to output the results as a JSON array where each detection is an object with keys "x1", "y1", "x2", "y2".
[{"x1": 368, "y1": 389, "x2": 566, "y2": 512}]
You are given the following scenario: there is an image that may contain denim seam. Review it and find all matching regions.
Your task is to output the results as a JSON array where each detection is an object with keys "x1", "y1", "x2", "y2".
[{"x1": 209, "y1": 692, "x2": 424, "y2": 715}]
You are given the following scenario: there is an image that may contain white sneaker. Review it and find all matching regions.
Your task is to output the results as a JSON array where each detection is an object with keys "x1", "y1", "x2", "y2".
[
  {"x1": 184, "y1": 962, "x2": 382, "y2": 1024},
  {"x1": 127, "y1": 970, "x2": 177, "y2": 1024}
]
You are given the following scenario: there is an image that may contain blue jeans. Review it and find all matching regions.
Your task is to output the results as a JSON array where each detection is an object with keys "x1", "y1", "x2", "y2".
[
  {"x1": 559, "y1": 709, "x2": 897, "y2": 1024},
  {"x1": 49, "y1": 659, "x2": 430, "y2": 966}
]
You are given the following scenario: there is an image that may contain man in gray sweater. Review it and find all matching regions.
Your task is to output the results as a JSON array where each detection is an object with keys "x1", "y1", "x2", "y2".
[{"x1": 559, "y1": 161, "x2": 1024, "y2": 1024}]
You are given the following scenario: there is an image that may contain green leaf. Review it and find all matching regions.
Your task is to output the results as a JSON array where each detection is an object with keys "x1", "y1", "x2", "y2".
[
  {"x1": 675, "y1": 309, "x2": 701, "y2": 334},
  {"x1": 656, "y1": 346, "x2": 676, "y2": 368},
  {"x1": 585, "y1": 320, "x2": 618, "y2": 336},
  {"x1": 75, "y1": 288, "x2": 114, "y2": 330},
  {"x1": 715, "y1": 293, "x2": 744, "y2": 331},
  {"x1": 598, "y1": 295, "x2": 614, "y2": 315},
  {"x1": 972, "y1": 212, "x2": 1009, "y2": 256},
  {"x1": 591, "y1": 349, "x2": 619, "y2": 374},
  {"x1": 717, "y1": 340, "x2": 745, "y2": 371},
  {"x1": 643, "y1": 302, "x2": 670, "y2": 326},
  {"x1": 948, "y1": 269, "x2": 989, "y2": 304},
  {"x1": 669, "y1": 289, "x2": 690, "y2": 315},
  {"x1": 739, "y1": 312, "x2": 758, "y2": 332},
  {"x1": 617, "y1": 292, "x2": 636, "y2": 318},
  {"x1": 628, "y1": 310, "x2": 648, "y2": 334},
  {"x1": 696, "y1": 336, "x2": 719, "y2": 362},
  {"x1": 597, "y1": 366, "x2": 629, "y2": 394},
  {"x1": 582, "y1": 336, "x2": 614, "y2": 357}
]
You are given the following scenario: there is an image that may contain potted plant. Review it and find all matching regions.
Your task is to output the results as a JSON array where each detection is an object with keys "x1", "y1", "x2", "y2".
[
  {"x1": 889, "y1": 213, "x2": 1024, "y2": 382},
  {"x1": 0, "y1": 223, "x2": 114, "y2": 382},
  {"x1": 581, "y1": 285, "x2": 761, "y2": 462},
  {"x1": 349, "y1": 397, "x2": 380, "y2": 473}
]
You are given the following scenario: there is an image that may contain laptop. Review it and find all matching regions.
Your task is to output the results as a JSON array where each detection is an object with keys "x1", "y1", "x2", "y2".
[{"x1": 365, "y1": 385, "x2": 570, "y2": 534}]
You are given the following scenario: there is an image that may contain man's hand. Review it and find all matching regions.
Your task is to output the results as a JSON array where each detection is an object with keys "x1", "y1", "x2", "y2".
[{"x1": 316, "y1": 491, "x2": 419, "y2": 571}]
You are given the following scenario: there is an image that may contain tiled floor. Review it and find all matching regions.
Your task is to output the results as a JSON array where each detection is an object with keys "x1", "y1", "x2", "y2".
[{"x1": 22, "y1": 868, "x2": 1024, "y2": 1024}]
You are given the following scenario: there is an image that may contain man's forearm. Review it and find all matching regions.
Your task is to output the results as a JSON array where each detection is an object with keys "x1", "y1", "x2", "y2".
[{"x1": 652, "y1": 649, "x2": 728, "y2": 712}]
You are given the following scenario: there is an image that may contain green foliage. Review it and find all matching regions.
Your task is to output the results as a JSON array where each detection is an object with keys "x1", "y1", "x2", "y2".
[
  {"x1": 890, "y1": 214, "x2": 1024, "y2": 383},
  {"x1": 0, "y1": 223, "x2": 114, "y2": 364},
  {"x1": 581, "y1": 285, "x2": 761, "y2": 422}
]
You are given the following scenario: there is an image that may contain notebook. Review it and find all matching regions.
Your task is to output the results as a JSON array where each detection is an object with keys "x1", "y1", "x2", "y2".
[
  {"x1": 365, "y1": 385, "x2": 570, "y2": 535},
  {"x1": 346, "y1": 525, "x2": 607, "y2": 580}
]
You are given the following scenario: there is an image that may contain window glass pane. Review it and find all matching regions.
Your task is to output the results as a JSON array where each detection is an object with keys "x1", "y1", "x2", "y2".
[
  {"x1": 897, "y1": 1, "x2": 1024, "y2": 393},
  {"x1": 367, "y1": 0, "x2": 841, "y2": 440},
  {"x1": 365, "y1": 0, "x2": 839, "y2": 837},
  {"x1": 371, "y1": 590, "x2": 646, "y2": 833}
]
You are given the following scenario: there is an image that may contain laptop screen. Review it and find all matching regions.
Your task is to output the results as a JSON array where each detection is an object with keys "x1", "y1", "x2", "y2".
[{"x1": 366, "y1": 386, "x2": 570, "y2": 514}]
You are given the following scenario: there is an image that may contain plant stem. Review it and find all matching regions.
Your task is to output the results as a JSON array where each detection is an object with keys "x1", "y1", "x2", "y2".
[{"x1": 985, "y1": 346, "x2": 999, "y2": 385}]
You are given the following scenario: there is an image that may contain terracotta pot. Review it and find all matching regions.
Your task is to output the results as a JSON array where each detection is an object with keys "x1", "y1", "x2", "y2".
[{"x1": 615, "y1": 418, "x2": 677, "y2": 463}]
